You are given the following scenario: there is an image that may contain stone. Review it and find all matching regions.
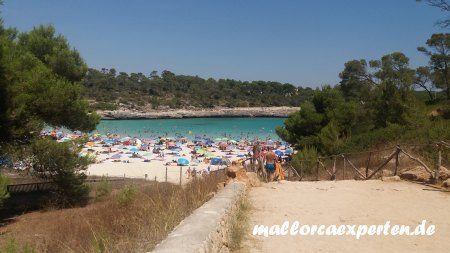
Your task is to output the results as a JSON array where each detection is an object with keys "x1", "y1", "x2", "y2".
[
  {"x1": 438, "y1": 166, "x2": 450, "y2": 180},
  {"x1": 217, "y1": 182, "x2": 225, "y2": 191},
  {"x1": 381, "y1": 169, "x2": 394, "y2": 177},
  {"x1": 400, "y1": 166, "x2": 432, "y2": 182},
  {"x1": 382, "y1": 175, "x2": 401, "y2": 182},
  {"x1": 442, "y1": 178, "x2": 450, "y2": 188}
]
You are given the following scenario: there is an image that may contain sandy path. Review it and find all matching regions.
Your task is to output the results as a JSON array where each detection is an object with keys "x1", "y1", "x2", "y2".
[{"x1": 240, "y1": 180, "x2": 450, "y2": 253}]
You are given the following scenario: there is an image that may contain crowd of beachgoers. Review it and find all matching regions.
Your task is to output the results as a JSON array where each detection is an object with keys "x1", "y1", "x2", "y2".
[{"x1": 40, "y1": 129, "x2": 294, "y2": 183}]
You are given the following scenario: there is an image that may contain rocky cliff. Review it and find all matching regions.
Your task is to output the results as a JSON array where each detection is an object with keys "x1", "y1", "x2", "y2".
[{"x1": 98, "y1": 106, "x2": 299, "y2": 119}]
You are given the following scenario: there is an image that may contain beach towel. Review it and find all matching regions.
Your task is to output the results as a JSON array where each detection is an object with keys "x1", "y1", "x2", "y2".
[{"x1": 274, "y1": 162, "x2": 284, "y2": 180}]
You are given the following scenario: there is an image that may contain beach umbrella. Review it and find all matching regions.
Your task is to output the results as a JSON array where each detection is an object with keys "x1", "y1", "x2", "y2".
[
  {"x1": 86, "y1": 142, "x2": 95, "y2": 147},
  {"x1": 275, "y1": 150, "x2": 284, "y2": 156},
  {"x1": 214, "y1": 138, "x2": 222, "y2": 141},
  {"x1": 229, "y1": 140, "x2": 237, "y2": 143},
  {"x1": 129, "y1": 147, "x2": 140, "y2": 152},
  {"x1": 211, "y1": 157, "x2": 222, "y2": 165},
  {"x1": 197, "y1": 149, "x2": 207, "y2": 155},
  {"x1": 221, "y1": 158, "x2": 232, "y2": 166},
  {"x1": 177, "y1": 158, "x2": 189, "y2": 166},
  {"x1": 285, "y1": 148, "x2": 294, "y2": 154},
  {"x1": 205, "y1": 152, "x2": 215, "y2": 158},
  {"x1": 121, "y1": 136, "x2": 131, "y2": 141},
  {"x1": 110, "y1": 154, "x2": 121, "y2": 159},
  {"x1": 226, "y1": 145, "x2": 236, "y2": 151}
]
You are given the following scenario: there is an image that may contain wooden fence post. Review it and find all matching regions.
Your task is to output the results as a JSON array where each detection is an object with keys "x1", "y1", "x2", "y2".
[
  {"x1": 394, "y1": 146, "x2": 400, "y2": 176},
  {"x1": 434, "y1": 144, "x2": 442, "y2": 184},
  {"x1": 342, "y1": 155, "x2": 346, "y2": 180},
  {"x1": 179, "y1": 166, "x2": 182, "y2": 185},
  {"x1": 332, "y1": 157, "x2": 336, "y2": 180},
  {"x1": 366, "y1": 152, "x2": 372, "y2": 178},
  {"x1": 316, "y1": 159, "x2": 320, "y2": 181},
  {"x1": 300, "y1": 161, "x2": 303, "y2": 179},
  {"x1": 165, "y1": 167, "x2": 168, "y2": 183}
]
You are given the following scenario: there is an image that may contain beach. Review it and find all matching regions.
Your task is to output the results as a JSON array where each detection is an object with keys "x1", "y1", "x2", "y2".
[
  {"x1": 85, "y1": 141, "x2": 243, "y2": 184},
  {"x1": 75, "y1": 133, "x2": 293, "y2": 184},
  {"x1": 240, "y1": 180, "x2": 450, "y2": 253}
]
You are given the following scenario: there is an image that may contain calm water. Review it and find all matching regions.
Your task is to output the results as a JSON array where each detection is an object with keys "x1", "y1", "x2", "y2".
[{"x1": 94, "y1": 117, "x2": 286, "y2": 140}]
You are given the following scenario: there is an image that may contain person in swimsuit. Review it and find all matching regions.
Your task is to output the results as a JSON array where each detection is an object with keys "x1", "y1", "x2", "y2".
[{"x1": 265, "y1": 149, "x2": 277, "y2": 182}]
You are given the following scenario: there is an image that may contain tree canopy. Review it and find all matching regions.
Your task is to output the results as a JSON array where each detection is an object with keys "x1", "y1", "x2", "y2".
[
  {"x1": 83, "y1": 68, "x2": 314, "y2": 110},
  {"x1": 276, "y1": 50, "x2": 450, "y2": 155},
  {"x1": 0, "y1": 24, "x2": 99, "y2": 144}
]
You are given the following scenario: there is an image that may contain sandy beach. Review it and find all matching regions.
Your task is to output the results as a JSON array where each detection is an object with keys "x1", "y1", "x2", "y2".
[
  {"x1": 84, "y1": 139, "x2": 261, "y2": 184},
  {"x1": 240, "y1": 180, "x2": 450, "y2": 253}
]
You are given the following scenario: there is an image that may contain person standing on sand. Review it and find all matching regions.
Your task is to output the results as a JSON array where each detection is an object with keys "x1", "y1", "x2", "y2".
[
  {"x1": 265, "y1": 149, "x2": 276, "y2": 182},
  {"x1": 186, "y1": 167, "x2": 191, "y2": 179}
]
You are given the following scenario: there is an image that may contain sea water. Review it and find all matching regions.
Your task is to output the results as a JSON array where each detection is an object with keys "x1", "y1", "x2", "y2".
[{"x1": 94, "y1": 117, "x2": 286, "y2": 140}]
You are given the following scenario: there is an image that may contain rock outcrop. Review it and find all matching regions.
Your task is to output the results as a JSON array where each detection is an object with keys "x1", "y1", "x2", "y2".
[
  {"x1": 442, "y1": 178, "x2": 450, "y2": 188},
  {"x1": 97, "y1": 106, "x2": 299, "y2": 119},
  {"x1": 400, "y1": 166, "x2": 432, "y2": 182}
]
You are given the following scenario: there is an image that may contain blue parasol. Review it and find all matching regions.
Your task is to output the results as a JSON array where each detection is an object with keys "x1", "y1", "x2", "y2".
[{"x1": 177, "y1": 158, "x2": 189, "y2": 166}]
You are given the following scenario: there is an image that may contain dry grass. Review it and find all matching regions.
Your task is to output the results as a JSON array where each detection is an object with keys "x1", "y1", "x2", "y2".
[
  {"x1": 0, "y1": 173, "x2": 226, "y2": 253},
  {"x1": 229, "y1": 194, "x2": 251, "y2": 252}
]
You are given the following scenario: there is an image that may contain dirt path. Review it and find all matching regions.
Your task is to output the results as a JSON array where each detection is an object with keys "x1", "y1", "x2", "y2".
[{"x1": 239, "y1": 180, "x2": 450, "y2": 253}]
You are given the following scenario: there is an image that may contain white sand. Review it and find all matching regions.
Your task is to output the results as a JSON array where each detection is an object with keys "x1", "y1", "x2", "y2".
[
  {"x1": 85, "y1": 144, "x2": 243, "y2": 184},
  {"x1": 240, "y1": 180, "x2": 450, "y2": 253}
]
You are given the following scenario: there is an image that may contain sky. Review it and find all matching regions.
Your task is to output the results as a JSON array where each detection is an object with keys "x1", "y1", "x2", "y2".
[{"x1": 1, "y1": 0, "x2": 446, "y2": 87}]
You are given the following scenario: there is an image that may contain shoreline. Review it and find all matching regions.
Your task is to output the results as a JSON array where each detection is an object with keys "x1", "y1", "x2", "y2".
[{"x1": 97, "y1": 106, "x2": 298, "y2": 120}]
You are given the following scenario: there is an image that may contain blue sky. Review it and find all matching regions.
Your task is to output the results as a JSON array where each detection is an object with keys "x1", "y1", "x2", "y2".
[{"x1": 2, "y1": 0, "x2": 445, "y2": 87}]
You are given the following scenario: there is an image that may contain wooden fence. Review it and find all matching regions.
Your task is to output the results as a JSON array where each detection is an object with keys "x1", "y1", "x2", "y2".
[
  {"x1": 285, "y1": 141, "x2": 450, "y2": 183},
  {"x1": 249, "y1": 141, "x2": 449, "y2": 184}
]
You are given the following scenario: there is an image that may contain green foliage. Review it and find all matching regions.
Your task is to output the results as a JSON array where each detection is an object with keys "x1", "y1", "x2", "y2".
[
  {"x1": 0, "y1": 172, "x2": 10, "y2": 207},
  {"x1": 0, "y1": 24, "x2": 99, "y2": 143},
  {"x1": 18, "y1": 25, "x2": 87, "y2": 82},
  {"x1": 95, "y1": 177, "x2": 112, "y2": 201},
  {"x1": 2, "y1": 237, "x2": 37, "y2": 253},
  {"x1": 30, "y1": 139, "x2": 90, "y2": 206},
  {"x1": 83, "y1": 67, "x2": 314, "y2": 109},
  {"x1": 418, "y1": 33, "x2": 450, "y2": 100},
  {"x1": 117, "y1": 184, "x2": 136, "y2": 207},
  {"x1": 276, "y1": 101, "x2": 323, "y2": 146},
  {"x1": 278, "y1": 51, "x2": 448, "y2": 156},
  {"x1": 291, "y1": 146, "x2": 318, "y2": 175},
  {"x1": 318, "y1": 122, "x2": 342, "y2": 155}
]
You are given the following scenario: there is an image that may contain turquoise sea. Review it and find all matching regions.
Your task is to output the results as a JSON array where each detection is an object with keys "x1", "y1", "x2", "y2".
[{"x1": 94, "y1": 117, "x2": 286, "y2": 141}]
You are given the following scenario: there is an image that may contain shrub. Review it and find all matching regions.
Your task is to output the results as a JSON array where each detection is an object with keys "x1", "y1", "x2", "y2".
[
  {"x1": 30, "y1": 139, "x2": 91, "y2": 207},
  {"x1": 291, "y1": 146, "x2": 318, "y2": 176},
  {"x1": 117, "y1": 184, "x2": 136, "y2": 207},
  {"x1": 0, "y1": 172, "x2": 10, "y2": 207},
  {"x1": 95, "y1": 176, "x2": 111, "y2": 201}
]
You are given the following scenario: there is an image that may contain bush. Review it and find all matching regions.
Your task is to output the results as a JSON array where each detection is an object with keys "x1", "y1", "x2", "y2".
[
  {"x1": 30, "y1": 139, "x2": 91, "y2": 207},
  {"x1": 117, "y1": 184, "x2": 136, "y2": 207},
  {"x1": 291, "y1": 146, "x2": 318, "y2": 176},
  {"x1": 0, "y1": 172, "x2": 10, "y2": 207},
  {"x1": 2, "y1": 237, "x2": 36, "y2": 253},
  {"x1": 95, "y1": 176, "x2": 112, "y2": 201}
]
